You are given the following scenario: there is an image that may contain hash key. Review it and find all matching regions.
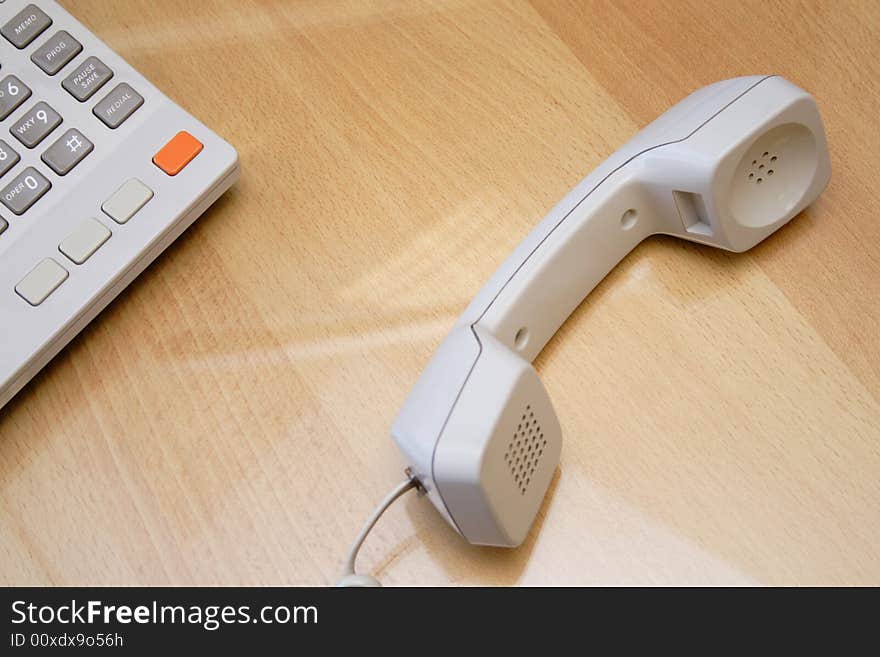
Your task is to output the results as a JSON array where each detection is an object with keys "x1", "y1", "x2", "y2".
[{"x1": 42, "y1": 128, "x2": 93, "y2": 175}]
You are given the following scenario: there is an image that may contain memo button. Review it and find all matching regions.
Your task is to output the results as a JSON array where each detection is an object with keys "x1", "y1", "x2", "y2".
[{"x1": 153, "y1": 131, "x2": 203, "y2": 176}]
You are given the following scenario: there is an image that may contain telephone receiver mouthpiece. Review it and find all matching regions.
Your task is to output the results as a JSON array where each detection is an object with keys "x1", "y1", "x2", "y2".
[{"x1": 392, "y1": 75, "x2": 831, "y2": 547}]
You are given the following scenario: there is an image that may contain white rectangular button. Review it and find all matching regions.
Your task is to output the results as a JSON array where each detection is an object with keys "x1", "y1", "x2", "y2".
[
  {"x1": 15, "y1": 258, "x2": 68, "y2": 305},
  {"x1": 101, "y1": 178, "x2": 153, "y2": 224},
  {"x1": 59, "y1": 218, "x2": 111, "y2": 264}
]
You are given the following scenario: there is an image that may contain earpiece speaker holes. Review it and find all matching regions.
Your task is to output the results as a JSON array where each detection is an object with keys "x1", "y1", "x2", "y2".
[{"x1": 746, "y1": 150, "x2": 780, "y2": 184}]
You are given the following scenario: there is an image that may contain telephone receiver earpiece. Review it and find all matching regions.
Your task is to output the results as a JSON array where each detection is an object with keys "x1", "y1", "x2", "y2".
[{"x1": 391, "y1": 75, "x2": 831, "y2": 547}]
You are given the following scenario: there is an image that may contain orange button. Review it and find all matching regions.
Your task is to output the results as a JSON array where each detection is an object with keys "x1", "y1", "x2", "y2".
[{"x1": 153, "y1": 131, "x2": 203, "y2": 176}]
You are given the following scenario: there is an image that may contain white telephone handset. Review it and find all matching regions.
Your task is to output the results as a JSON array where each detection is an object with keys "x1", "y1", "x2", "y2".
[{"x1": 391, "y1": 75, "x2": 831, "y2": 547}]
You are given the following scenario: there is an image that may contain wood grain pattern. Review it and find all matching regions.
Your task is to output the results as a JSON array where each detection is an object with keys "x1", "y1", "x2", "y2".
[{"x1": 1, "y1": 0, "x2": 877, "y2": 585}]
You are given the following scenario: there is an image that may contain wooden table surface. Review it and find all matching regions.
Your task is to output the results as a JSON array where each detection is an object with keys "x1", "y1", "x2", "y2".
[{"x1": 1, "y1": 0, "x2": 878, "y2": 586}]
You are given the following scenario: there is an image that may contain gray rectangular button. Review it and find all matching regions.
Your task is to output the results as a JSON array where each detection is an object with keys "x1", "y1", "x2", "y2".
[
  {"x1": 102, "y1": 178, "x2": 153, "y2": 224},
  {"x1": 1, "y1": 167, "x2": 51, "y2": 215},
  {"x1": 62, "y1": 56, "x2": 113, "y2": 102},
  {"x1": 0, "y1": 217, "x2": 7, "y2": 236},
  {"x1": 15, "y1": 258, "x2": 67, "y2": 306},
  {"x1": 41, "y1": 128, "x2": 93, "y2": 175},
  {"x1": 30, "y1": 30, "x2": 82, "y2": 75},
  {"x1": 1, "y1": 4, "x2": 52, "y2": 49},
  {"x1": 93, "y1": 83, "x2": 144, "y2": 128},
  {"x1": 0, "y1": 75, "x2": 32, "y2": 120},
  {"x1": 10, "y1": 101, "x2": 62, "y2": 148},
  {"x1": 59, "y1": 218, "x2": 111, "y2": 265},
  {"x1": 0, "y1": 139, "x2": 21, "y2": 178}
]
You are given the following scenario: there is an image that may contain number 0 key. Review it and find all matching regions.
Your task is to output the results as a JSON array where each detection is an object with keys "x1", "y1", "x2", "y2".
[{"x1": 1, "y1": 167, "x2": 51, "y2": 215}]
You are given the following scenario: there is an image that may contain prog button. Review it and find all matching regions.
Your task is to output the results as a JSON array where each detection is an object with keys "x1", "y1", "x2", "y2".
[{"x1": 31, "y1": 30, "x2": 83, "y2": 75}]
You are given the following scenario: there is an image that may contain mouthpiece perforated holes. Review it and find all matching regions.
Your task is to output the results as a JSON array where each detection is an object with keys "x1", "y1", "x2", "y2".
[{"x1": 504, "y1": 404, "x2": 547, "y2": 495}]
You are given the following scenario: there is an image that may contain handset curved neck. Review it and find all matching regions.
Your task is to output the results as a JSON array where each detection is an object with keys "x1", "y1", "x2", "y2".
[
  {"x1": 467, "y1": 167, "x2": 655, "y2": 362},
  {"x1": 459, "y1": 75, "x2": 777, "y2": 363}
]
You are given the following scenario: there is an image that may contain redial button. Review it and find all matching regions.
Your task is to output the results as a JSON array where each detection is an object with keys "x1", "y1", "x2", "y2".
[{"x1": 93, "y1": 83, "x2": 144, "y2": 129}]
